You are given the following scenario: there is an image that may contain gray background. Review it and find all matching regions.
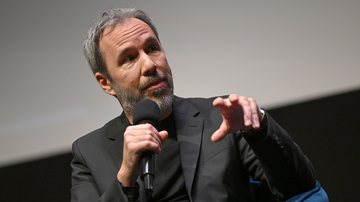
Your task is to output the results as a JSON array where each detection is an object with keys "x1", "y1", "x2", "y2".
[{"x1": 1, "y1": 0, "x2": 359, "y2": 167}]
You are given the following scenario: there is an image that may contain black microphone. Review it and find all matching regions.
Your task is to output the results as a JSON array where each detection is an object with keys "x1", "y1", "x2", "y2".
[{"x1": 133, "y1": 98, "x2": 160, "y2": 193}]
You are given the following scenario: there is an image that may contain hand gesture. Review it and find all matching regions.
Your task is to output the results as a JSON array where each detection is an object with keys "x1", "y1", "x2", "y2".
[{"x1": 211, "y1": 94, "x2": 262, "y2": 142}]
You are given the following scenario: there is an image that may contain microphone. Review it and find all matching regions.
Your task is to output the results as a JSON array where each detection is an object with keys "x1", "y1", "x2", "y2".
[{"x1": 133, "y1": 98, "x2": 160, "y2": 193}]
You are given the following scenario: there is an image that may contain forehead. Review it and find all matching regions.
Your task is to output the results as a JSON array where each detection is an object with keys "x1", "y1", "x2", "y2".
[{"x1": 100, "y1": 18, "x2": 156, "y2": 49}]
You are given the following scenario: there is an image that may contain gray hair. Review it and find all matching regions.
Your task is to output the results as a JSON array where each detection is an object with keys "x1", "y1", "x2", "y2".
[{"x1": 83, "y1": 8, "x2": 159, "y2": 77}]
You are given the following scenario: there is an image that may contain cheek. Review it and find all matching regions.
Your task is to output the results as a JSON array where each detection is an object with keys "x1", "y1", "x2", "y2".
[
  {"x1": 113, "y1": 62, "x2": 142, "y2": 87},
  {"x1": 120, "y1": 73, "x2": 140, "y2": 90},
  {"x1": 157, "y1": 55, "x2": 171, "y2": 72}
]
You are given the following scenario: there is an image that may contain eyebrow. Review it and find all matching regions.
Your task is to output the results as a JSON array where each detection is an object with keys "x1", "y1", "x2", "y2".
[
  {"x1": 143, "y1": 36, "x2": 160, "y2": 47},
  {"x1": 116, "y1": 36, "x2": 160, "y2": 64}
]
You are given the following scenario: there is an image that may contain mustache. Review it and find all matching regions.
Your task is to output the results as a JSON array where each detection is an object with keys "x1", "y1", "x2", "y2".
[{"x1": 139, "y1": 74, "x2": 169, "y2": 92}]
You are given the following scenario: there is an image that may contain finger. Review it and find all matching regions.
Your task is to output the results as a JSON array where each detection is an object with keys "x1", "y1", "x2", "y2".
[
  {"x1": 127, "y1": 124, "x2": 162, "y2": 145},
  {"x1": 136, "y1": 131, "x2": 168, "y2": 153},
  {"x1": 239, "y1": 97, "x2": 252, "y2": 126},
  {"x1": 211, "y1": 128, "x2": 226, "y2": 142},
  {"x1": 229, "y1": 94, "x2": 239, "y2": 104},
  {"x1": 211, "y1": 119, "x2": 229, "y2": 142},
  {"x1": 213, "y1": 97, "x2": 225, "y2": 107},
  {"x1": 129, "y1": 140, "x2": 162, "y2": 154},
  {"x1": 124, "y1": 131, "x2": 161, "y2": 149},
  {"x1": 124, "y1": 137, "x2": 162, "y2": 155},
  {"x1": 213, "y1": 98, "x2": 229, "y2": 117},
  {"x1": 158, "y1": 130, "x2": 169, "y2": 142},
  {"x1": 249, "y1": 98, "x2": 260, "y2": 128},
  {"x1": 211, "y1": 129, "x2": 222, "y2": 142}
]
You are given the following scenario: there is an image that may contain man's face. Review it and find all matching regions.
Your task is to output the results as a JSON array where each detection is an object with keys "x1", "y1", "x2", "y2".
[{"x1": 97, "y1": 18, "x2": 174, "y2": 118}]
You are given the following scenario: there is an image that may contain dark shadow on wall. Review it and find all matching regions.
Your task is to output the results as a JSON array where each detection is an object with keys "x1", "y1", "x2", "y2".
[
  {"x1": 268, "y1": 88, "x2": 360, "y2": 202},
  {"x1": 0, "y1": 88, "x2": 359, "y2": 202},
  {"x1": 0, "y1": 153, "x2": 72, "y2": 202}
]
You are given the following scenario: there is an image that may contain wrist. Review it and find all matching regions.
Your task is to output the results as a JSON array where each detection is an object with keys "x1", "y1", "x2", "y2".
[
  {"x1": 117, "y1": 166, "x2": 138, "y2": 187},
  {"x1": 241, "y1": 109, "x2": 267, "y2": 138}
]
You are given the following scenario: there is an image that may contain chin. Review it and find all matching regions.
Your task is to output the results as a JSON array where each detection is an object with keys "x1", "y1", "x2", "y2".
[{"x1": 152, "y1": 93, "x2": 173, "y2": 110}]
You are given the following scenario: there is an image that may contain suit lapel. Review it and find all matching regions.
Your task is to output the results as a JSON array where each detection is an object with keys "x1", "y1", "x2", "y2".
[
  {"x1": 104, "y1": 113, "x2": 129, "y2": 168},
  {"x1": 173, "y1": 97, "x2": 204, "y2": 197}
]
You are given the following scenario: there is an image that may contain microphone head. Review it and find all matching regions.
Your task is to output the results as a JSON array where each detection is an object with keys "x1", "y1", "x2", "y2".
[{"x1": 133, "y1": 98, "x2": 160, "y2": 126}]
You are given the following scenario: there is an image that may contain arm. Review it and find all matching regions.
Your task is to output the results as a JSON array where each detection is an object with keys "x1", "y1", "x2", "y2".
[
  {"x1": 71, "y1": 141, "x2": 129, "y2": 202},
  {"x1": 239, "y1": 114, "x2": 316, "y2": 200},
  {"x1": 212, "y1": 94, "x2": 316, "y2": 200}
]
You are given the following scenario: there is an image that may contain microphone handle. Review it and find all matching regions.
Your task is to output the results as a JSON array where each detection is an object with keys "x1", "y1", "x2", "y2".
[{"x1": 141, "y1": 151, "x2": 154, "y2": 193}]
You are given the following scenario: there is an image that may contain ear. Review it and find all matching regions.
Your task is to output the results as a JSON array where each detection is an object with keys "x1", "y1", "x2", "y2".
[{"x1": 95, "y1": 72, "x2": 117, "y2": 96}]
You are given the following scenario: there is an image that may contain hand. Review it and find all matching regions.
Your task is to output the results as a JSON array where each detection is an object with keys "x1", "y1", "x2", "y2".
[
  {"x1": 117, "y1": 124, "x2": 168, "y2": 186},
  {"x1": 211, "y1": 94, "x2": 262, "y2": 142}
]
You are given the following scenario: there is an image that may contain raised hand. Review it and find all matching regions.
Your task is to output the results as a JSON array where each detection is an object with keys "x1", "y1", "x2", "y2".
[{"x1": 211, "y1": 94, "x2": 262, "y2": 142}]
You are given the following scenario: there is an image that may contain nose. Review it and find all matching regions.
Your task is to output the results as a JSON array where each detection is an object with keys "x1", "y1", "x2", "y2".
[{"x1": 140, "y1": 52, "x2": 157, "y2": 76}]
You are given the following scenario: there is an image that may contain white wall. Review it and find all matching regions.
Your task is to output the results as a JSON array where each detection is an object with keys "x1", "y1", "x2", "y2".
[{"x1": 1, "y1": 0, "x2": 359, "y2": 166}]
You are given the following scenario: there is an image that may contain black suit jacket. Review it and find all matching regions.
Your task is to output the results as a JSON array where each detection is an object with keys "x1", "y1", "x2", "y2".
[{"x1": 71, "y1": 96, "x2": 315, "y2": 202}]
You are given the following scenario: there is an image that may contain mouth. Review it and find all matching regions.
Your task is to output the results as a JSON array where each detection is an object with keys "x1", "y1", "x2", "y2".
[{"x1": 143, "y1": 78, "x2": 168, "y2": 91}]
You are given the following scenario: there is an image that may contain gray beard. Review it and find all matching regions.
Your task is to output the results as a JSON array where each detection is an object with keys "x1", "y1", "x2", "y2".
[
  {"x1": 118, "y1": 89, "x2": 174, "y2": 118},
  {"x1": 113, "y1": 71, "x2": 174, "y2": 119},
  {"x1": 115, "y1": 78, "x2": 174, "y2": 119}
]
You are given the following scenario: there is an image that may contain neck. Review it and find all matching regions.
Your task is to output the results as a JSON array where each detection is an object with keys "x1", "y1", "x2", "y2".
[{"x1": 160, "y1": 106, "x2": 172, "y2": 121}]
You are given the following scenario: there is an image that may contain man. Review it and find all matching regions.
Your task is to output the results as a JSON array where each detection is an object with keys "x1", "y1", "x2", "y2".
[{"x1": 71, "y1": 8, "x2": 316, "y2": 202}]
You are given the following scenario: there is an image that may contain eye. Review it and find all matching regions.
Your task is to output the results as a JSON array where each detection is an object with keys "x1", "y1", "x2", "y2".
[
  {"x1": 146, "y1": 44, "x2": 160, "y2": 54},
  {"x1": 123, "y1": 54, "x2": 137, "y2": 63}
]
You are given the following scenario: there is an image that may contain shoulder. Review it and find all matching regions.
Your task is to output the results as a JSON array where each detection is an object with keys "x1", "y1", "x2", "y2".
[{"x1": 72, "y1": 116, "x2": 121, "y2": 148}]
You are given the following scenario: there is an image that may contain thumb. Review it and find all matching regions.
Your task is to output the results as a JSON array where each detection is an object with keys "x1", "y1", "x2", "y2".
[
  {"x1": 211, "y1": 120, "x2": 229, "y2": 142},
  {"x1": 159, "y1": 130, "x2": 169, "y2": 142},
  {"x1": 211, "y1": 128, "x2": 227, "y2": 142}
]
